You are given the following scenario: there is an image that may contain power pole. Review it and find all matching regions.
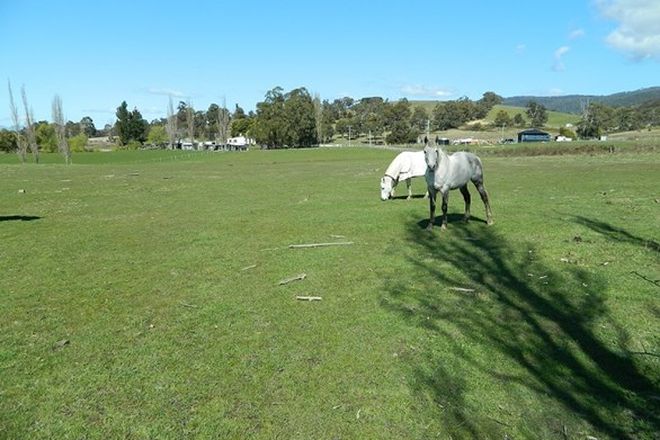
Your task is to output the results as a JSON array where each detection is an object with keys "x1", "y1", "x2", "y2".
[{"x1": 348, "y1": 125, "x2": 352, "y2": 147}]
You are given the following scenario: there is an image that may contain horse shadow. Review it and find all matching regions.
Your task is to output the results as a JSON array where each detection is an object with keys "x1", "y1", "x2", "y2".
[
  {"x1": 390, "y1": 194, "x2": 427, "y2": 201},
  {"x1": 416, "y1": 213, "x2": 488, "y2": 229},
  {"x1": 0, "y1": 215, "x2": 42, "y2": 222},
  {"x1": 380, "y1": 215, "x2": 659, "y2": 438}
]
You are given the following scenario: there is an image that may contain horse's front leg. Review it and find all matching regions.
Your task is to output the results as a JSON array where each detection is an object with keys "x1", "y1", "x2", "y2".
[
  {"x1": 426, "y1": 189, "x2": 436, "y2": 231},
  {"x1": 406, "y1": 179, "x2": 412, "y2": 200},
  {"x1": 441, "y1": 190, "x2": 449, "y2": 230}
]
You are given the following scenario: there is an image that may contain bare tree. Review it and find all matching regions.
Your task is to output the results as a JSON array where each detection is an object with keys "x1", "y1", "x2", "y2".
[
  {"x1": 186, "y1": 100, "x2": 195, "y2": 148},
  {"x1": 217, "y1": 97, "x2": 230, "y2": 147},
  {"x1": 7, "y1": 80, "x2": 27, "y2": 162},
  {"x1": 21, "y1": 85, "x2": 39, "y2": 163},
  {"x1": 166, "y1": 95, "x2": 178, "y2": 149},
  {"x1": 52, "y1": 95, "x2": 71, "y2": 164},
  {"x1": 313, "y1": 92, "x2": 323, "y2": 145}
]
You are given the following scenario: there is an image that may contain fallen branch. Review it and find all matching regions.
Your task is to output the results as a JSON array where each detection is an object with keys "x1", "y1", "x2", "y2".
[
  {"x1": 449, "y1": 287, "x2": 475, "y2": 293},
  {"x1": 289, "y1": 241, "x2": 354, "y2": 249},
  {"x1": 278, "y1": 273, "x2": 307, "y2": 285},
  {"x1": 329, "y1": 234, "x2": 345, "y2": 239},
  {"x1": 180, "y1": 302, "x2": 198, "y2": 308},
  {"x1": 240, "y1": 264, "x2": 257, "y2": 271},
  {"x1": 296, "y1": 296, "x2": 322, "y2": 301}
]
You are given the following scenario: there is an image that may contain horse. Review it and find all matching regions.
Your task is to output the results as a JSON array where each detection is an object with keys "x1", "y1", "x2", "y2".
[
  {"x1": 423, "y1": 143, "x2": 493, "y2": 231},
  {"x1": 380, "y1": 151, "x2": 429, "y2": 201}
]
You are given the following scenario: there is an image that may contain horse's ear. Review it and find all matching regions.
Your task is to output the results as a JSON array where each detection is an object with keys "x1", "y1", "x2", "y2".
[{"x1": 424, "y1": 136, "x2": 429, "y2": 146}]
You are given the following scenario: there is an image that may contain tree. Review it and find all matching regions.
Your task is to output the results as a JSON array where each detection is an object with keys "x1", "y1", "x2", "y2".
[
  {"x1": 36, "y1": 122, "x2": 57, "y2": 153},
  {"x1": 79, "y1": 116, "x2": 96, "y2": 137},
  {"x1": 282, "y1": 87, "x2": 318, "y2": 147},
  {"x1": 0, "y1": 129, "x2": 18, "y2": 152},
  {"x1": 253, "y1": 87, "x2": 286, "y2": 148},
  {"x1": 252, "y1": 87, "x2": 318, "y2": 148},
  {"x1": 66, "y1": 120, "x2": 81, "y2": 137},
  {"x1": 166, "y1": 96, "x2": 177, "y2": 149},
  {"x1": 115, "y1": 101, "x2": 148, "y2": 145},
  {"x1": 494, "y1": 110, "x2": 512, "y2": 128},
  {"x1": 147, "y1": 125, "x2": 168, "y2": 145},
  {"x1": 69, "y1": 133, "x2": 88, "y2": 152},
  {"x1": 385, "y1": 99, "x2": 417, "y2": 145},
  {"x1": 577, "y1": 102, "x2": 615, "y2": 139},
  {"x1": 526, "y1": 101, "x2": 548, "y2": 127},
  {"x1": 476, "y1": 91, "x2": 503, "y2": 118},
  {"x1": 410, "y1": 106, "x2": 429, "y2": 133},
  {"x1": 7, "y1": 80, "x2": 27, "y2": 162},
  {"x1": 21, "y1": 85, "x2": 39, "y2": 163},
  {"x1": 52, "y1": 95, "x2": 71, "y2": 164},
  {"x1": 513, "y1": 113, "x2": 526, "y2": 127},
  {"x1": 186, "y1": 101, "x2": 194, "y2": 144},
  {"x1": 216, "y1": 100, "x2": 231, "y2": 144}
]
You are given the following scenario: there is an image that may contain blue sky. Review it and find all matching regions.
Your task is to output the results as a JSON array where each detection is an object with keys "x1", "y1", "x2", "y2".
[{"x1": 1, "y1": 0, "x2": 659, "y2": 127}]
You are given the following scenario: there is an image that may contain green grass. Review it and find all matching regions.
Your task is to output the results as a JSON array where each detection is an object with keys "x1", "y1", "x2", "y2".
[{"x1": 1, "y1": 148, "x2": 659, "y2": 439}]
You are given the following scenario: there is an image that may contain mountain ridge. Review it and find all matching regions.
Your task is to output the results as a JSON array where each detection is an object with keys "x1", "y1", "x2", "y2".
[{"x1": 502, "y1": 87, "x2": 660, "y2": 114}]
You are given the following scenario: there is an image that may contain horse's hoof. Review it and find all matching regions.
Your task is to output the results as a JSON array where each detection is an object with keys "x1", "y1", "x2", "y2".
[
  {"x1": 440, "y1": 224, "x2": 447, "y2": 231},
  {"x1": 487, "y1": 219, "x2": 494, "y2": 226},
  {"x1": 463, "y1": 217, "x2": 470, "y2": 223}
]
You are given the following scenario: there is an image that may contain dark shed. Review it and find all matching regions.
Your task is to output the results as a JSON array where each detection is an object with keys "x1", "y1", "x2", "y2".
[{"x1": 518, "y1": 128, "x2": 551, "y2": 143}]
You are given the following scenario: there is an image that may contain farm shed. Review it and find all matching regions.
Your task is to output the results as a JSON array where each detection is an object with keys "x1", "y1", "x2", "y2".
[{"x1": 518, "y1": 128, "x2": 551, "y2": 143}]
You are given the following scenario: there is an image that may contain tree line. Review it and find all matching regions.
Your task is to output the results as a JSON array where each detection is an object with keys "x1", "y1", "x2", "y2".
[{"x1": 4, "y1": 83, "x2": 660, "y2": 157}]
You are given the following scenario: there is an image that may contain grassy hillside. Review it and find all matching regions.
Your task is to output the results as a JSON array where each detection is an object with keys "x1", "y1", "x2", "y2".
[
  {"x1": 503, "y1": 87, "x2": 660, "y2": 113},
  {"x1": 485, "y1": 105, "x2": 581, "y2": 128},
  {"x1": 1, "y1": 148, "x2": 659, "y2": 439}
]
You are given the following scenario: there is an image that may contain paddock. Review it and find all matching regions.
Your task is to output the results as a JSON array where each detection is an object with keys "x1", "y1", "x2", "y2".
[{"x1": 1, "y1": 147, "x2": 658, "y2": 439}]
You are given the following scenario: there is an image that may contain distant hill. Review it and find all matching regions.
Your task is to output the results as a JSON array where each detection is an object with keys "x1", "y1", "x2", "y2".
[{"x1": 502, "y1": 87, "x2": 660, "y2": 114}]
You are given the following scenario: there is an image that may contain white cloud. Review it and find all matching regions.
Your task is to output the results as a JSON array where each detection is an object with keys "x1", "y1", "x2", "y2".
[
  {"x1": 569, "y1": 28, "x2": 586, "y2": 40},
  {"x1": 552, "y1": 46, "x2": 571, "y2": 71},
  {"x1": 146, "y1": 87, "x2": 186, "y2": 98},
  {"x1": 597, "y1": 0, "x2": 660, "y2": 60},
  {"x1": 400, "y1": 84, "x2": 453, "y2": 98}
]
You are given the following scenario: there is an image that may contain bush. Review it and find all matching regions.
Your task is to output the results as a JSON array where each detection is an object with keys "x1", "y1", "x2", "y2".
[
  {"x1": 559, "y1": 127, "x2": 577, "y2": 139},
  {"x1": 69, "y1": 133, "x2": 88, "y2": 152}
]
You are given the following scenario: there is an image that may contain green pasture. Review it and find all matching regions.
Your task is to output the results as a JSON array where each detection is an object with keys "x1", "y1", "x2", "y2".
[{"x1": 1, "y1": 148, "x2": 658, "y2": 439}]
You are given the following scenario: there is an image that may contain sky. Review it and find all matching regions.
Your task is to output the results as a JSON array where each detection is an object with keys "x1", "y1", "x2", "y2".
[{"x1": 1, "y1": 0, "x2": 659, "y2": 127}]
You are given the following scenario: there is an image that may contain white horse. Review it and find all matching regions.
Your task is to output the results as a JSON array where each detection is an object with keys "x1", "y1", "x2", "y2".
[
  {"x1": 424, "y1": 143, "x2": 493, "y2": 231},
  {"x1": 380, "y1": 151, "x2": 429, "y2": 201}
]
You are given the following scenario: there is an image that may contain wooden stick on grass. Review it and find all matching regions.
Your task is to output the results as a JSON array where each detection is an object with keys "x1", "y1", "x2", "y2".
[
  {"x1": 289, "y1": 242, "x2": 353, "y2": 249},
  {"x1": 278, "y1": 273, "x2": 307, "y2": 285}
]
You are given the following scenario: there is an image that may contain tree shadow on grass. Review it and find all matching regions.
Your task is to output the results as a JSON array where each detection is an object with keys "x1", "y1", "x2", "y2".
[
  {"x1": 0, "y1": 215, "x2": 42, "y2": 222},
  {"x1": 572, "y1": 215, "x2": 659, "y2": 253},
  {"x1": 381, "y1": 216, "x2": 659, "y2": 438}
]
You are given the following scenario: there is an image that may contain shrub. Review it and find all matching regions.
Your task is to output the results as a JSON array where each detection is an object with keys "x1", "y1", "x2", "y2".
[{"x1": 69, "y1": 133, "x2": 88, "y2": 152}]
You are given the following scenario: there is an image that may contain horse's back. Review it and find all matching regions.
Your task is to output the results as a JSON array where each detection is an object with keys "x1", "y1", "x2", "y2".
[
  {"x1": 396, "y1": 151, "x2": 427, "y2": 179},
  {"x1": 448, "y1": 151, "x2": 484, "y2": 186}
]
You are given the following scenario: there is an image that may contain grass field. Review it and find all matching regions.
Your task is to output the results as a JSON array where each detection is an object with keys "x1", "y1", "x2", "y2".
[{"x1": 1, "y1": 148, "x2": 659, "y2": 439}]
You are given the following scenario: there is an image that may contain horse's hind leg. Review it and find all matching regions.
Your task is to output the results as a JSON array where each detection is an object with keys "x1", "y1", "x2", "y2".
[
  {"x1": 460, "y1": 185, "x2": 471, "y2": 222},
  {"x1": 474, "y1": 181, "x2": 493, "y2": 225},
  {"x1": 406, "y1": 179, "x2": 412, "y2": 200}
]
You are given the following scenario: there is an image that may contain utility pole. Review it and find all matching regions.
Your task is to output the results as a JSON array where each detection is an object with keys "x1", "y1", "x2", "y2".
[{"x1": 348, "y1": 125, "x2": 352, "y2": 147}]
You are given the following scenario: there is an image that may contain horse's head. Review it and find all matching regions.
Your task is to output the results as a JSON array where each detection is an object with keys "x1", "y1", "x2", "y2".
[
  {"x1": 380, "y1": 176, "x2": 394, "y2": 201},
  {"x1": 424, "y1": 145, "x2": 440, "y2": 171}
]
